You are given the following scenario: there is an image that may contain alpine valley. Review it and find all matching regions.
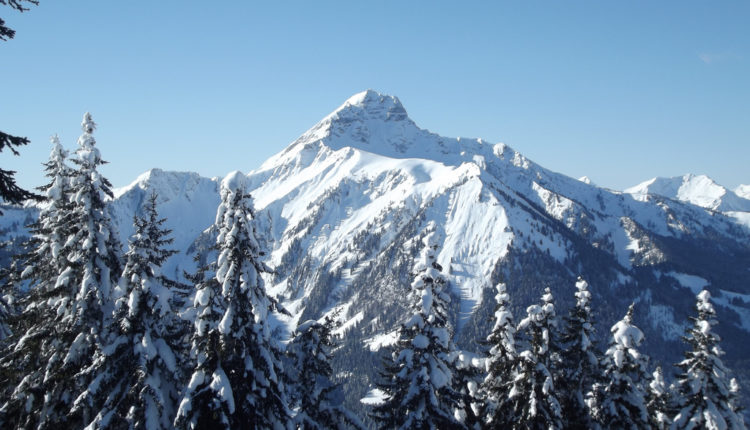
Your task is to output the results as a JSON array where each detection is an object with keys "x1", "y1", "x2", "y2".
[{"x1": 2, "y1": 90, "x2": 750, "y2": 417}]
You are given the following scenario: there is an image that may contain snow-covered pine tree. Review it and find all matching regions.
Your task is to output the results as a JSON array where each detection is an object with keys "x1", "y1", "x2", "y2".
[
  {"x1": 0, "y1": 136, "x2": 71, "y2": 428},
  {"x1": 453, "y1": 351, "x2": 483, "y2": 430},
  {"x1": 76, "y1": 193, "x2": 184, "y2": 429},
  {"x1": 506, "y1": 287, "x2": 563, "y2": 430},
  {"x1": 729, "y1": 378, "x2": 745, "y2": 428},
  {"x1": 18, "y1": 135, "x2": 73, "y2": 286},
  {"x1": 57, "y1": 112, "x2": 124, "y2": 427},
  {"x1": 0, "y1": 125, "x2": 120, "y2": 429},
  {"x1": 587, "y1": 303, "x2": 650, "y2": 429},
  {"x1": 173, "y1": 251, "x2": 224, "y2": 429},
  {"x1": 557, "y1": 277, "x2": 600, "y2": 429},
  {"x1": 672, "y1": 290, "x2": 746, "y2": 429},
  {"x1": 371, "y1": 230, "x2": 466, "y2": 430},
  {"x1": 647, "y1": 366, "x2": 673, "y2": 430},
  {"x1": 479, "y1": 282, "x2": 518, "y2": 429},
  {"x1": 175, "y1": 171, "x2": 291, "y2": 429},
  {"x1": 288, "y1": 315, "x2": 364, "y2": 430}
]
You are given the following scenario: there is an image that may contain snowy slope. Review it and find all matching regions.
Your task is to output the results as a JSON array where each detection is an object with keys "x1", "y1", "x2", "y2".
[{"x1": 625, "y1": 174, "x2": 750, "y2": 213}]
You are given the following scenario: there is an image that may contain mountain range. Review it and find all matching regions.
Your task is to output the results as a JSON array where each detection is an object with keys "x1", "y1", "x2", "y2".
[{"x1": 2, "y1": 90, "x2": 749, "y2": 414}]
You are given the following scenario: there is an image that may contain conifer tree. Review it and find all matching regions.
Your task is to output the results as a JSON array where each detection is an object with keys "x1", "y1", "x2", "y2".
[
  {"x1": 672, "y1": 290, "x2": 745, "y2": 429},
  {"x1": 19, "y1": 135, "x2": 73, "y2": 284},
  {"x1": 0, "y1": 121, "x2": 123, "y2": 429},
  {"x1": 61, "y1": 112, "x2": 123, "y2": 426},
  {"x1": 175, "y1": 171, "x2": 291, "y2": 429},
  {"x1": 371, "y1": 231, "x2": 466, "y2": 430},
  {"x1": 0, "y1": 291, "x2": 10, "y2": 341},
  {"x1": 557, "y1": 277, "x2": 600, "y2": 429},
  {"x1": 453, "y1": 351, "x2": 483, "y2": 430},
  {"x1": 288, "y1": 315, "x2": 364, "y2": 430},
  {"x1": 647, "y1": 366, "x2": 673, "y2": 430},
  {"x1": 77, "y1": 193, "x2": 183, "y2": 429},
  {"x1": 506, "y1": 287, "x2": 563, "y2": 429},
  {"x1": 587, "y1": 303, "x2": 650, "y2": 429},
  {"x1": 728, "y1": 378, "x2": 745, "y2": 428},
  {"x1": 479, "y1": 282, "x2": 518, "y2": 428}
]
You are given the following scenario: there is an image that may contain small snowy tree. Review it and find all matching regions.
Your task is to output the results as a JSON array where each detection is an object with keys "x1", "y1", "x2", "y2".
[
  {"x1": 672, "y1": 290, "x2": 745, "y2": 429},
  {"x1": 587, "y1": 303, "x2": 650, "y2": 429},
  {"x1": 175, "y1": 171, "x2": 291, "y2": 429},
  {"x1": 371, "y1": 231, "x2": 465, "y2": 430},
  {"x1": 557, "y1": 277, "x2": 600, "y2": 428},
  {"x1": 647, "y1": 366, "x2": 674, "y2": 430},
  {"x1": 453, "y1": 351, "x2": 483, "y2": 430},
  {"x1": 77, "y1": 193, "x2": 183, "y2": 429},
  {"x1": 288, "y1": 315, "x2": 364, "y2": 430},
  {"x1": 506, "y1": 287, "x2": 563, "y2": 430},
  {"x1": 479, "y1": 282, "x2": 518, "y2": 428}
]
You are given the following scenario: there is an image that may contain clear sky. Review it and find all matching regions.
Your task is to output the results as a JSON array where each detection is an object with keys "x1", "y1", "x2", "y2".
[{"x1": 2, "y1": 1, "x2": 748, "y2": 192}]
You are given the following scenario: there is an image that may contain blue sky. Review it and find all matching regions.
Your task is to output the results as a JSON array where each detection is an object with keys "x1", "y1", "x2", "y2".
[{"x1": 2, "y1": 1, "x2": 748, "y2": 191}]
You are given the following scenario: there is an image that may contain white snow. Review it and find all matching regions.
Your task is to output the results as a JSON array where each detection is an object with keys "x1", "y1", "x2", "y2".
[
  {"x1": 364, "y1": 331, "x2": 400, "y2": 352},
  {"x1": 664, "y1": 272, "x2": 710, "y2": 294},
  {"x1": 360, "y1": 388, "x2": 387, "y2": 405}
]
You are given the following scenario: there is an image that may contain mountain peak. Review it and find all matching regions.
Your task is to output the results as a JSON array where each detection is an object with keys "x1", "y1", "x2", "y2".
[{"x1": 330, "y1": 89, "x2": 409, "y2": 123}]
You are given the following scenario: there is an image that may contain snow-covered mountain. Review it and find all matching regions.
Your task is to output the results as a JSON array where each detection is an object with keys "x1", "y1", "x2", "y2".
[
  {"x1": 736, "y1": 184, "x2": 750, "y2": 200},
  {"x1": 625, "y1": 174, "x2": 750, "y2": 213},
  {"x1": 3, "y1": 90, "x2": 750, "y2": 413}
]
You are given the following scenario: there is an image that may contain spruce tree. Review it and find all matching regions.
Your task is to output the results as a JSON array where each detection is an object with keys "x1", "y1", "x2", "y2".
[
  {"x1": 479, "y1": 282, "x2": 518, "y2": 428},
  {"x1": 0, "y1": 124, "x2": 121, "y2": 429},
  {"x1": 647, "y1": 366, "x2": 673, "y2": 430},
  {"x1": 587, "y1": 303, "x2": 650, "y2": 429},
  {"x1": 371, "y1": 231, "x2": 465, "y2": 429},
  {"x1": 77, "y1": 193, "x2": 183, "y2": 429},
  {"x1": 506, "y1": 287, "x2": 563, "y2": 430},
  {"x1": 175, "y1": 171, "x2": 291, "y2": 429},
  {"x1": 453, "y1": 351, "x2": 483, "y2": 430},
  {"x1": 672, "y1": 290, "x2": 745, "y2": 429},
  {"x1": 288, "y1": 315, "x2": 364, "y2": 430},
  {"x1": 557, "y1": 277, "x2": 600, "y2": 428},
  {"x1": 0, "y1": 0, "x2": 38, "y2": 41}
]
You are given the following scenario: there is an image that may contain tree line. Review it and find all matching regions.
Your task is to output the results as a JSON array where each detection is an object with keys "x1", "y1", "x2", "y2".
[{"x1": 0, "y1": 113, "x2": 746, "y2": 429}]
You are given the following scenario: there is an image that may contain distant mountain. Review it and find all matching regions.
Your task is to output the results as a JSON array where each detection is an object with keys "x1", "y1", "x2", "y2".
[
  {"x1": 737, "y1": 184, "x2": 750, "y2": 200},
  {"x1": 625, "y1": 174, "x2": 750, "y2": 213},
  {"x1": 3, "y1": 90, "x2": 750, "y2": 417}
]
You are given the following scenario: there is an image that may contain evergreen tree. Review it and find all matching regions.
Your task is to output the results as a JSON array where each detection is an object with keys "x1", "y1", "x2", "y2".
[
  {"x1": 175, "y1": 171, "x2": 291, "y2": 429},
  {"x1": 371, "y1": 231, "x2": 465, "y2": 430},
  {"x1": 0, "y1": 129, "x2": 40, "y2": 211},
  {"x1": 506, "y1": 287, "x2": 563, "y2": 430},
  {"x1": 1, "y1": 0, "x2": 38, "y2": 41},
  {"x1": 453, "y1": 351, "x2": 483, "y2": 430},
  {"x1": 77, "y1": 193, "x2": 183, "y2": 429},
  {"x1": 2, "y1": 115, "x2": 121, "y2": 428},
  {"x1": 557, "y1": 277, "x2": 600, "y2": 429},
  {"x1": 647, "y1": 366, "x2": 673, "y2": 430},
  {"x1": 479, "y1": 282, "x2": 518, "y2": 428},
  {"x1": 728, "y1": 378, "x2": 745, "y2": 428},
  {"x1": 288, "y1": 315, "x2": 364, "y2": 430},
  {"x1": 672, "y1": 290, "x2": 745, "y2": 429},
  {"x1": 587, "y1": 303, "x2": 650, "y2": 429}
]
